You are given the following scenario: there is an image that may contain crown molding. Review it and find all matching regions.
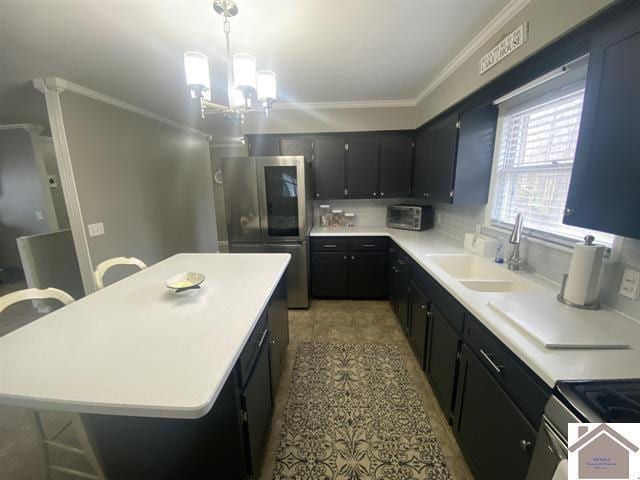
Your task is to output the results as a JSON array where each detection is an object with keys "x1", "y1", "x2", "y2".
[
  {"x1": 273, "y1": 99, "x2": 416, "y2": 111},
  {"x1": 0, "y1": 124, "x2": 45, "y2": 134},
  {"x1": 413, "y1": 0, "x2": 532, "y2": 105},
  {"x1": 33, "y1": 77, "x2": 212, "y2": 140}
]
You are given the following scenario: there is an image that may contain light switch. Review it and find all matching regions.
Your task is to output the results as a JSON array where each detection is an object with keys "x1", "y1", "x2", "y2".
[
  {"x1": 619, "y1": 268, "x2": 640, "y2": 300},
  {"x1": 87, "y1": 222, "x2": 105, "y2": 237},
  {"x1": 35, "y1": 210, "x2": 44, "y2": 220}
]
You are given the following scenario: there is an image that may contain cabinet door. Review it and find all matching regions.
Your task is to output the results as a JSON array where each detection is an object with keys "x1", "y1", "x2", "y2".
[
  {"x1": 242, "y1": 342, "x2": 273, "y2": 475},
  {"x1": 280, "y1": 137, "x2": 312, "y2": 163},
  {"x1": 564, "y1": 8, "x2": 640, "y2": 239},
  {"x1": 409, "y1": 284, "x2": 429, "y2": 369},
  {"x1": 426, "y1": 303, "x2": 460, "y2": 418},
  {"x1": 412, "y1": 127, "x2": 433, "y2": 199},
  {"x1": 311, "y1": 252, "x2": 348, "y2": 298},
  {"x1": 426, "y1": 113, "x2": 459, "y2": 203},
  {"x1": 396, "y1": 266, "x2": 411, "y2": 335},
  {"x1": 379, "y1": 135, "x2": 413, "y2": 198},
  {"x1": 268, "y1": 279, "x2": 288, "y2": 400},
  {"x1": 454, "y1": 345, "x2": 536, "y2": 480},
  {"x1": 313, "y1": 137, "x2": 345, "y2": 200},
  {"x1": 248, "y1": 136, "x2": 280, "y2": 156},
  {"x1": 388, "y1": 257, "x2": 399, "y2": 313},
  {"x1": 346, "y1": 137, "x2": 380, "y2": 199},
  {"x1": 348, "y1": 252, "x2": 387, "y2": 299}
]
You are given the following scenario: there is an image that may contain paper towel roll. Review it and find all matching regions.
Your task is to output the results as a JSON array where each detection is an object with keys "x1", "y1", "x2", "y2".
[
  {"x1": 564, "y1": 241, "x2": 605, "y2": 305},
  {"x1": 552, "y1": 459, "x2": 568, "y2": 480}
]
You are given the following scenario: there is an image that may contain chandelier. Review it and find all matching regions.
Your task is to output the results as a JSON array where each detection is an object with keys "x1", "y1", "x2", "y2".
[{"x1": 184, "y1": 0, "x2": 277, "y2": 122}]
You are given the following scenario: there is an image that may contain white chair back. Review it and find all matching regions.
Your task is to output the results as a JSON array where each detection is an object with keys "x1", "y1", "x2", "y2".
[
  {"x1": 0, "y1": 287, "x2": 74, "y2": 314},
  {"x1": 93, "y1": 256, "x2": 147, "y2": 290}
]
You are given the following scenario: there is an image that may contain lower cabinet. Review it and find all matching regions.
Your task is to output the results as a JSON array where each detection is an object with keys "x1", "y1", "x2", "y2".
[
  {"x1": 348, "y1": 252, "x2": 388, "y2": 298},
  {"x1": 425, "y1": 303, "x2": 461, "y2": 419},
  {"x1": 408, "y1": 283, "x2": 429, "y2": 369},
  {"x1": 268, "y1": 279, "x2": 289, "y2": 400},
  {"x1": 241, "y1": 341, "x2": 273, "y2": 475},
  {"x1": 454, "y1": 344, "x2": 537, "y2": 480},
  {"x1": 311, "y1": 252, "x2": 349, "y2": 297},
  {"x1": 395, "y1": 264, "x2": 411, "y2": 334}
]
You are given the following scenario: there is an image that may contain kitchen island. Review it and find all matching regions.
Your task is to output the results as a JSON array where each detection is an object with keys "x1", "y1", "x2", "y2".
[{"x1": 0, "y1": 253, "x2": 290, "y2": 479}]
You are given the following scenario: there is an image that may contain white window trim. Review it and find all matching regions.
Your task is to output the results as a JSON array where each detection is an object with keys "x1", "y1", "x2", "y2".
[{"x1": 484, "y1": 95, "x2": 623, "y2": 262}]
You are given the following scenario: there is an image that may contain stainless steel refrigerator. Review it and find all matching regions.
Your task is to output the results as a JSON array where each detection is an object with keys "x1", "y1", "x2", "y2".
[{"x1": 221, "y1": 156, "x2": 311, "y2": 308}]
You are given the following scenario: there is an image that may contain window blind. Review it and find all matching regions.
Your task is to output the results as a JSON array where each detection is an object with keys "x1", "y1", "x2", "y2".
[{"x1": 491, "y1": 85, "x2": 614, "y2": 246}]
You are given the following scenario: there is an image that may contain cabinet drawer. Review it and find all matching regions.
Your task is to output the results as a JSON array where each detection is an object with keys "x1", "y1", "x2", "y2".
[
  {"x1": 238, "y1": 312, "x2": 269, "y2": 387},
  {"x1": 311, "y1": 237, "x2": 349, "y2": 251},
  {"x1": 348, "y1": 237, "x2": 388, "y2": 251},
  {"x1": 389, "y1": 242, "x2": 411, "y2": 267},
  {"x1": 463, "y1": 314, "x2": 550, "y2": 429},
  {"x1": 412, "y1": 265, "x2": 464, "y2": 334}
]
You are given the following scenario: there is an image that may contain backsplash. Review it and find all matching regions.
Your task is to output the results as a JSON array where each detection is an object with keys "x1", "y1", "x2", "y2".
[{"x1": 434, "y1": 202, "x2": 640, "y2": 321}]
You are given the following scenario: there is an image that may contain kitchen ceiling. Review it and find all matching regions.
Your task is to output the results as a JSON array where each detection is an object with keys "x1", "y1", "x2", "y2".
[{"x1": 0, "y1": 0, "x2": 511, "y2": 131}]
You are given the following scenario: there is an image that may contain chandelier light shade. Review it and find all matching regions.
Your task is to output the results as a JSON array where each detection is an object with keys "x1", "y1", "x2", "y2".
[
  {"x1": 233, "y1": 53, "x2": 257, "y2": 91},
  {"x1": 183, "y1": 51, "x2": 212, "y2": 101},
  {"x1": 257, "y1": 70, "x2": 277, "y2": 102},
  {"x1": 183, "y1": 0, "x2": 277, "y2": 121}
]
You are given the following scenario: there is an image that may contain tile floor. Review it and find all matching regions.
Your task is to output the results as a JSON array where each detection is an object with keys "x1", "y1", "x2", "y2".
[{"x1": 258, "y1": 299, "x2": 475, "y2": 480}]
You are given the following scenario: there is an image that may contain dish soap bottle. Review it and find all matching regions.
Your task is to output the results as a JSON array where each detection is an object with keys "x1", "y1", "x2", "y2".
[{"x1": 494, "y1": 240, "x2": 505, "y2": 264}]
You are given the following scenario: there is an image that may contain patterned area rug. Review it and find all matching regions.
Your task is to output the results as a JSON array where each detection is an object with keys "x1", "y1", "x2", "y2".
[{"x1": 274, "y1": 342, "x2": 452, "y2": 480}]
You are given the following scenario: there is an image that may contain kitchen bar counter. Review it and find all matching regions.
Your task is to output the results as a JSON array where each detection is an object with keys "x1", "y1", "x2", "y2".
[
  {"x1": 0, "y1": 253, "x2": 290, "y2": 419},
  {"x1": 311, "y1": 226, "x2": 640, "y2": 386}
]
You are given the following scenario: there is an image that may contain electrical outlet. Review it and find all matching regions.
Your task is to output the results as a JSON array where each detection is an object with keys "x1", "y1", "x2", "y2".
[
  {"x1": 47, "y1": 175, "x2": 58, "y2": 188},
  {"x1": 619, "y1": 268, "x2": 640, "y2": 300},
  {"x1": 87, "y1": 222, "x2": 105, "y2": 237},
  {"x1": 35, "y1": 210, "x2": 44, "y2": 220}
]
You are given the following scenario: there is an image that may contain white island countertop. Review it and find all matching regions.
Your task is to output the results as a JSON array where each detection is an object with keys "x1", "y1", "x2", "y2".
[
  {"x1": 0, "y1": 253, "x2": 290, "y2": 419},
  {"x1": 312, "y1": 226, "x2": 640, "y2": 387}
]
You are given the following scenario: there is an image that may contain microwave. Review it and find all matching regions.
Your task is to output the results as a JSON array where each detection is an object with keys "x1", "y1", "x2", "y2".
[{"x1": 386, "y1": 205, "x2": 433, "y2": 231}]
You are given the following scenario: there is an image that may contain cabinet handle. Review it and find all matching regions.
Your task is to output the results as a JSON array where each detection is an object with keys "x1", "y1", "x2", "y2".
[
  {"x1": 519, "y1": 440, "x2": 532, "y2": 452},
  {"x1": 324, "y1": 244, "x2": 337, "y2": 248},
  {"x1": 270, "y1": 339, "x2": 276, "y2": 345},
  {"x1": 351, "y1": 256, "x2": 355, "y2": 260},
  {"x1": 257, "y1": 329, "x2": 269, "y2": 349},
  {"x1": 362, "y1": 244, "x2": 376, "y2": 248},
  {"x1": 381, "y1": 192, "x2": 384, "y2": 197},
  {"x1": 420, "y1": 304, "x2": 427, "y2": 310},
  {"x1": 565, "y1": 208, "x2": 574, "y2": 216},
  {"x1": 373, "y1": 192, "x2": 377, "y2": 197},
  {"x1": 316, "y1": 193, "x2": 320, "y2": 198},
  {"x1": 479, "y1": 348, "x2": 503, "y2": 374},
  {"x1": 344, "y1": 256, "x2": 348, "y2": 260}
]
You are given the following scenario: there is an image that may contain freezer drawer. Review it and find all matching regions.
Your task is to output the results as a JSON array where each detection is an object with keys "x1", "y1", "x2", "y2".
[{"x1": 229, "y1": 242, "x2": 309, "y2": 309}]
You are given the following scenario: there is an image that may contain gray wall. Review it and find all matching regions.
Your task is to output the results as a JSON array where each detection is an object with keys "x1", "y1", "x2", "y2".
[
  {"x1": 0, "y1": 128, "x2": 55, "y2": 269},
  {"x1": 414, "y1": 0, "x2": 612, "y2": 125},
  {"x1": 58, "y1": 91, "x2": 218, "y2": 276}
]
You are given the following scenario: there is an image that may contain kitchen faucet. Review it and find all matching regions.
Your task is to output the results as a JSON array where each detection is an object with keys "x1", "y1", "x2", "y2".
[{"x1": 507, "y1": 213, "x2": 526, "y2": 271}]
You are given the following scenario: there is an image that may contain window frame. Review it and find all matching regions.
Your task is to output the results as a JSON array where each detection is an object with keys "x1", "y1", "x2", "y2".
[{"x1": 485, "y1": 75, "x2": 617, "y2": 253}]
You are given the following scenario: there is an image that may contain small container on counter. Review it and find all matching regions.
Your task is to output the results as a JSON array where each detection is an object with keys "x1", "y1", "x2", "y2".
[
  {"x1": 319, "y1": 205, "x2": 331, "y2": 227},
  {"x1": 330, "y1": 210, "x2": 344, "y2": 228},
  {"x1": 344, "y1": 212, "x2": 356, "y2": 227}
]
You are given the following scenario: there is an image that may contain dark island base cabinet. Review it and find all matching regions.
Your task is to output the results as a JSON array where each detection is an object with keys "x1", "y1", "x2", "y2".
[
  {"x1": 454, "y1": 345, "x2": 537, "y2": 480},
  {"x1": 84, "y1": 277, "x2": 289, "y2": 480}
]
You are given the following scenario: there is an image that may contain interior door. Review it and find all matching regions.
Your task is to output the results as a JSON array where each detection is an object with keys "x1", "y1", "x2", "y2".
[
  {"x1": 256, "y1": 156, "x2": 306, "y2": 242},
  {"x1": 220, "y1": 157, "x2": 261, "y2": 243}
]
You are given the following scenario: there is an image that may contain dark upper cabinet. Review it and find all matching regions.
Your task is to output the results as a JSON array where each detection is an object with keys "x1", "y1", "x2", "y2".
[
  {"x1": 248, "y1": 136, "x2": 280, "y2": 156},
  {"x1": 408, "y1": 283, "x2": 429, "y2": 369},
  {"x1": 564, "y1": 8, "x2": 640, "y2": 239},
  {"x1": 313, "y1": 137, "x2": 346, "y2": 200},
  {"x1": 348, "y1": 252, "x2": 387, "y2": 298},
  {"x1": 311, "y1": 252, "x2": 348, "y2": 297},
  {"x1": 379, "y1": 134, "x2": 414, "y2": 198},
  {"x1": 346, "y1": 137, "x2": 380, "y2": 199},
  {"x1": 426, "y1": 302, "x2": 460, "y2": 419},
  {"x1": 454, "y1": 345, "x2": 536, "y2": 480},
  {"x1": 413, "y1": 105, "x2": 497, "y2": 204},
  {"x1": 280, "y1": 137, "x2": 313, "y2": 163},
  {"x1": 412, "y1": 127, "x2": 433, "y2": 199}
]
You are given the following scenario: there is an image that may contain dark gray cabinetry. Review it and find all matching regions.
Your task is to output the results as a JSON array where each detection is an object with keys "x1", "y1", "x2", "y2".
[
  {"x1": 247, "y1": 136, "x2": 280, "y2": 156},
  {"x1": 346, "y1": 137, "x2": 380, "y2": 198},
  {"x1": 268, "y1": 279, "x2": 289, "y2": 400},
  {"x1": 454, "y1": 344, "x2": 537, "y2": 480},
  {"x1": 311, "y1": 237, "x2": 388, "y2": 299},
  {"x1": 279, "y1": 137, "x2": 313, "y2": 163},
  {"x1": 412, "y1": 105, "x2": 497, "y2": 204},
  {"x1": 314, "y1": 137, "x2": 346, "y2": 200},
  {"x1": 379, "y1": 135, "x2": 414, "y2": 198},
  {"x1": 564, "y1": 8, "x2": 640, "y2": 239},
  {"x1": 408, "y1": 283, "x2": 429, "y2": 369}
]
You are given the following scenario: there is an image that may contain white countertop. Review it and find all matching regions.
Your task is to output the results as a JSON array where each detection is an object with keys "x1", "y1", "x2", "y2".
[
  {"x1": 0, "y1": 253, "x2": 290, "y2": 419},
  {"x1": 312, "y1": 226, "x2": 640, "y2": 387}
]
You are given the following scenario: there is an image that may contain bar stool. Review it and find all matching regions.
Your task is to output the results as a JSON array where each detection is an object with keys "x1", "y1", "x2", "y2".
[
  {"x1": 93, "y1": 256, "x2": 147, "y2": 290},
  {"x1": 0, "y1": 288, "x2": 107, "y2": 480}
]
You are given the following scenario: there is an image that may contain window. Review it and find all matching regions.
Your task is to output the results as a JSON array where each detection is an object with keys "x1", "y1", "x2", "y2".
[{"x1": 491, "y1": 81, "x2": 614, "y2": 246}]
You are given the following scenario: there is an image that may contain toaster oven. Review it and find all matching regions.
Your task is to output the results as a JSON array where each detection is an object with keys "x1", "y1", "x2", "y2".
[{"x1": 386, "y1": 205, "x2": 433, "y2": 231}]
